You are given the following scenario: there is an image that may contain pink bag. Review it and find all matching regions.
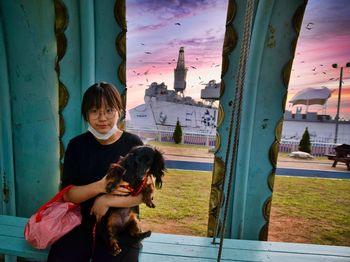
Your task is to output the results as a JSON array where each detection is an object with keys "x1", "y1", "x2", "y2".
[{"x1": 24, "y1": 185, "x2": 82, "y2": 249}]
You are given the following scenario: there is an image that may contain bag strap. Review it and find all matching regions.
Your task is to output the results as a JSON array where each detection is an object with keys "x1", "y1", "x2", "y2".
[{"x1": 35, "y1": 185, "x2": 74, "y2": 222}]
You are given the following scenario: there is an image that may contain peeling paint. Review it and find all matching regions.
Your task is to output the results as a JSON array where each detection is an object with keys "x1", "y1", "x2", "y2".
[{"x1": 267, "y1": 25, "x2": 276, "y2": 48}]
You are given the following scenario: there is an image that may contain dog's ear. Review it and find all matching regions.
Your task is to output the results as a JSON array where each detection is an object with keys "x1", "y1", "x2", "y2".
[
  {"x1": 150, "y1": 148, "x2": 166, "y2": 189},
  {"x1": 105, "y1": 163, "x2": 124, "y2": 193}
]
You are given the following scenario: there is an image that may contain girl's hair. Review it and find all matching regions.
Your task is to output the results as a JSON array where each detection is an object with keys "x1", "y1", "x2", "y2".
[{"x1": 81, "y1": 82, "x2": 124, "y2": 121}]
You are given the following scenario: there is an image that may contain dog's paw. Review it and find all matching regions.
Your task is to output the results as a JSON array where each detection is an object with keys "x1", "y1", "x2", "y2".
[
  {"x1": 146, "y1": 202, "x2": 156, "y2": 208},
  {"x1": 111, "y1": 245, "x2": 122, "y2": 256},
  {"x1": 110, "y1": 239, "x2": 122, "y2": 256},
  {"x1": 144, "y1": 230, "x2": 152, "y2": 238}
]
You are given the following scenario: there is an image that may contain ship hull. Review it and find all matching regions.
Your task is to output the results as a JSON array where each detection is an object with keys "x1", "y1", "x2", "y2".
[{"x1": 127, "y1": 101, "x2": 218, "y2": 133}]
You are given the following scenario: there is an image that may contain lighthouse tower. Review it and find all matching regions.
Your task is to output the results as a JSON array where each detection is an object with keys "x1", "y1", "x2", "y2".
[{"x1": 174, "y1": 47, "x2": 188, "y2": 95}]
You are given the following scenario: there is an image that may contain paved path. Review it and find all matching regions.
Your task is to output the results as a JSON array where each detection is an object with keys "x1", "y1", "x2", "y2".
[
  {"x1": 165, "y1": 160, "x2": 350, "y2": 179},
  {"x1": 154, "y1": 144, "x2": 349, "y2": 179}
]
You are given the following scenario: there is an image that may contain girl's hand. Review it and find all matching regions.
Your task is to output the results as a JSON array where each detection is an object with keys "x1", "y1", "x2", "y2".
[
  {"x1": 111, "y1": 181, "x2": 131, "y2": 196},
  {"x1": 90, "y1": 195, "x2": 109, "y2": 222},
  {"x1": 98, "y1": 175, "x2": 131, "y2": 195}
]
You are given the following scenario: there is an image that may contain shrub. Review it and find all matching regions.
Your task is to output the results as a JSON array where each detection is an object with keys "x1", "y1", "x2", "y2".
[
  {"x1": 299, "y1": 127, "x2": 311, "y2": 153},
  {"x1": 173, "y1": 119, "x2": 182, "y2": 144}
]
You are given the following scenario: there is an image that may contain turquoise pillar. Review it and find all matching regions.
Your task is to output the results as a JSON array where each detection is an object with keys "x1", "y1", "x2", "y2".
[
  {"x1": 0, "y1": 0, "x2": 126, "y2": 216},
  {"x1": 0, "y1": 13, "x2": 16, "y2": 215},
  {"x1": 210, "y1": 0, "x2": 306, "y2": 240},
  {"x1": 0, "y1": 0, "x2": 60, "y2": 217}
]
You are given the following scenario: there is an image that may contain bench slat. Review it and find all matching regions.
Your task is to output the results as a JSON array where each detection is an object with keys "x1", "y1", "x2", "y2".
[
  {"x1": 0, "y1": 236, "x2": 48, "y2": 260},
  {"x1": 147, "y1": 233, "x2": 350, "y2": 257},
  {"x1": 1, "y1": 215, "x2": 350, "y2": 262},
  {"x1": 141, "y1": 241, "x2": 350, "y2": 262}
]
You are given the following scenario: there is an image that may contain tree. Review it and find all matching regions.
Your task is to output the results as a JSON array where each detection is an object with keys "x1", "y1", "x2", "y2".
[
  {"x1": 173, "y1": 119, "x2": 182, "y2": 144},
  {"x1": 299, "y1": 127, "x2": 311, "y2": 153}
]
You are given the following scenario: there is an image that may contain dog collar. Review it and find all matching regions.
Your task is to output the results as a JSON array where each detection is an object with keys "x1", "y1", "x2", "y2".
[{"x1": 120, "y1": 174, "x2": 149, "y2": 196}]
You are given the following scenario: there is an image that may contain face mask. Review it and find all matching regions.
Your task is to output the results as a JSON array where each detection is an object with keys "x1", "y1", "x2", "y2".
[{"x1": 88, "y1": 124, "x2": 119, "y2": 140}]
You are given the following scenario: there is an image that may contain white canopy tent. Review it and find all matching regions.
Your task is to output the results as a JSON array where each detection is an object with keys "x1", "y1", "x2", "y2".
[{"x1": 289, "y1": 86, "x2": 332, "y2": 113}]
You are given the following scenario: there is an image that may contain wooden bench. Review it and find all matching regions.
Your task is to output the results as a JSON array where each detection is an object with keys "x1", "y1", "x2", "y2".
[
  {"x1": 326, "y1": 154, "x2": 350, "y2": 171},
  {"x1": 1, "y1": 215, "x2": 350, "y2": 261},
  {"x1": 325, "y1": 144, "x2": 350, "y2": 171}
]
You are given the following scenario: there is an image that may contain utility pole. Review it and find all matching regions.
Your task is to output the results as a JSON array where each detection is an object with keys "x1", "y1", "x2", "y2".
[{"x1": 332, "y1": 62, "x2": 350, "y2": 144}]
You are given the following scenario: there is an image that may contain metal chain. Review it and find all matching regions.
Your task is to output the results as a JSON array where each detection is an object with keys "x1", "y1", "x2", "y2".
[{"x1": 216, "y1": 0, "x2": 255, "y2": 261}]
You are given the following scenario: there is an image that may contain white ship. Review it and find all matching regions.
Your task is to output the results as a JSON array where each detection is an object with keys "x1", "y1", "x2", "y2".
[
  {"x1": 127, "y1": 47, "x2": 220, "y2": 133},
  {"x1": 127, "y1": 81, "x2": 219, "y2": 133}
]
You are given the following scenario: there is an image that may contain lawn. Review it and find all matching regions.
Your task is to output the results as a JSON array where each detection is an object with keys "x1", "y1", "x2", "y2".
[{"x1": 140, "y1": 169, "x2": 350, "y2": 246}]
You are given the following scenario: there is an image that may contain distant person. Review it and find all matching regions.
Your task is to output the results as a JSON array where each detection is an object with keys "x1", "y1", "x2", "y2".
[{"x1": 48, "y1": 82, "x2": 144, "y2": 262}]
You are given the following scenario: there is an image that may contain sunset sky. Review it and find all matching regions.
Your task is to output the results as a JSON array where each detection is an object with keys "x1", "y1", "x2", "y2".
[{"x1": 126, "y1": 0, "x2": 350, "y2": 120}]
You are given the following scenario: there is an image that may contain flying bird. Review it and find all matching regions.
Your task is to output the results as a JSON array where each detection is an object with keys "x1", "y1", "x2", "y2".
[
  {"x1": 191, "y1": 66, "x2": 197, "y2": 69},
  {"x1": 144, "y1": 51, "x2": 152, "y2": 54},
  {"x1": 174, "y1": 22, "x2": 181, "y2": 26},
  {"x1": 140, "y1": 43, "x2": 145, "y2": 45},
  {"x1": 306, "y1": 22, "x2": 314, "y2": 30}
]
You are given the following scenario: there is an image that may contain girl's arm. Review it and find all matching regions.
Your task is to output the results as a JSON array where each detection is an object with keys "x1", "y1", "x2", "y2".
[
  {"x1": 63, "y1": 179, "x2": 105, "y2": 203},
  {"x1": 90, "y1": 194, "x2": 143, "y2": 222},
  {"x1": 63, "y1": 176, "x2": 130, "y2": 203}
]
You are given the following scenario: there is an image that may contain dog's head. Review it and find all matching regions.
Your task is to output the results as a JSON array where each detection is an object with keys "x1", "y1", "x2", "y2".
[{"x1": 120, "y1": 145, "x2": 166, "y2": 189}]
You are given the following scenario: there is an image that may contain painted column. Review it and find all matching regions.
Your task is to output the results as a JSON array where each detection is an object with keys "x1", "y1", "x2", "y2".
[
  {"x1": 209, "y1": 0, "x2": 306, "y2": 240},
  {"x1": 0, "y1": 13, "x2": 16, "y2": 216},
  {"x1": 0, "y1": 0, "x2": 60, "y2": 216}
]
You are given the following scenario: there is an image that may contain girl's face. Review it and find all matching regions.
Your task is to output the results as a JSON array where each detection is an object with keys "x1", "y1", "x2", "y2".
[{"x1": 87, "y1": 100, "x2": 119, "y2": 134}]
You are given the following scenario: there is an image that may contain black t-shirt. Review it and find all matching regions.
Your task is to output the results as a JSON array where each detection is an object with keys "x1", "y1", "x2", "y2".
[{"x1": 62, "y1": 131, "x2": 143, "y2": 226}]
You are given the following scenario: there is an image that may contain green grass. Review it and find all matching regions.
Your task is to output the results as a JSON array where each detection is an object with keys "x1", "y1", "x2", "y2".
[
  {"x1": 271, "y1": 176, "x2": 350, "y2": 245},
  {"x1": 140, "y1": 169, "x2": 212, "y2": 236},
  {"x1": 140, "y1": 169, "x2": 350, "y2": 246}
]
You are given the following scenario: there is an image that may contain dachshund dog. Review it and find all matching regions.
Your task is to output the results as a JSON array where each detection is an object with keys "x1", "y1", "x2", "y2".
[{"x1": 97, "y1": 145, "x2": 166, "y2": 256}]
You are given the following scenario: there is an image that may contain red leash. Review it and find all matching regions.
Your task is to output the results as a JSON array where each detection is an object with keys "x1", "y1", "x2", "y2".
[
  {"x1": 120, "y1": 174, "x2": 149, "y2": 196},
  {"x1": 91, "y1": 222, "x2": 97, "y2": 259}
]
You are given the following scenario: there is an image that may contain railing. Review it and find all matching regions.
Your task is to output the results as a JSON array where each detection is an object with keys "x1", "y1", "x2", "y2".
[
  {"x1": 128, "y1": 128, "x2": 216, "y2": 147},
  {"x1": 279, "y1": 139, "x2": 336, "y2": 156},
  {"x1": 127, "y1": 128, "x2": 339, "y2": 156}
]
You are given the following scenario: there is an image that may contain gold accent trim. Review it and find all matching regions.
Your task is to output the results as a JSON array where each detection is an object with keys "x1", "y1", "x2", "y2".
[
  {"x1": 259, "y1": 223, "x2": 269, "y2": 241},
  {"x1": 268, "y1": 172, "x2": 275, "y2": 192},
  {"x1": 114, "y1": 0, "x2": 126, "y2": 30},
  {"x1": 214, "y1": 131, "x2": 221, "y2": 152},
  {"x1": 116, "y1": 30, "x2": 126, "y2": 61},
  {"x1": 269, "y1": 140, "x2": 279, "y2": 168},
  {"x1": 118, "y1": 61, "x2": 126, "y2": 87},
  {"x1": 225, "y1": 0, "x2": 236, "y2": 25},
  {"x1": 262, "y1": 0, "x2": 307, "y2": 240},
  {"x1": 207, "y1": 157, "x2": 225, "y2": 236},
  {"x1": 54, "y1": 0, "x2": 69, "y2": 163},
  {"x1": 217, "y1": 104, "x2": 224, "y2": 128},
  {"x1": 114, "y1": 0, "x2": 127, "y2": 130},
  {"x1": 262, "y1": 197, "x2": 272, "y2": 221},
  {"x1": 59, "y1": 82, "x2": 69, "y2": 110},
  {"x1": 207, "y1": 0, "x2": 237, "y2": 236}
]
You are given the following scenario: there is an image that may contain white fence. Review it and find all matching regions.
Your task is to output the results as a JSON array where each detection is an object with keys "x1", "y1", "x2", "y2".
[
  {"x1": 127, "y1": 128, "x2": 339, "y2": 156},
  {"x1": 128, "y1": 128, "x2": 216, "y2": 147}
]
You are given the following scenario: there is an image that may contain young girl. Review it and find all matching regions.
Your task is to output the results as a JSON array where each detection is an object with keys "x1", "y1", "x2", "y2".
[{"x1": 48, "y1": 82, "x2": 144, "y2": 262}]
